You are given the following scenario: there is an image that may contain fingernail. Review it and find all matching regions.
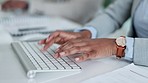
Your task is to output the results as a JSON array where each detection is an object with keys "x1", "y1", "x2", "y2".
[
  {"x1": 75, "y1": 58, "x2": 80, "y2": 61},
  {"x1": 59, "y1": 52, "x2": 65, "y2": 56},
  {"x1": 46, "y1": 36, "x2": 52, "y2": 43},
  {"x1": 46, "y1": 39, "x2": 49, "y2": 43},
  {"x1": 54, "y1": 53, "x2": 59, "y2": 58},
  {"x1": 55, "y1": 48, "x2": 60, "y2": 52}
]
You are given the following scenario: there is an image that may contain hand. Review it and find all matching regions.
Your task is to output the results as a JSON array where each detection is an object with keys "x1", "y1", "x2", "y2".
[
  {"x1": 39, "y1": 30, "x2": 91, "y2": 51},
  {"x1": 2, "y1": 0, "x2": 28, "y2": 11},
  {"x1": 55, "y1": 38, "x2": 117, "y2": 62}
]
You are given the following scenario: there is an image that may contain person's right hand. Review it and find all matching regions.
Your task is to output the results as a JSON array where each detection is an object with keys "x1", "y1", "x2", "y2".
[
  {"x1": 39, "y1": 30, "x2": 91, "y2": 51},
  {"x1": 2, "y1": 0, "x2": 28, "y2": 11}
]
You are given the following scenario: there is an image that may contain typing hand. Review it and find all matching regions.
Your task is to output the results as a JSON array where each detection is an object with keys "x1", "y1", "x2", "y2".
[
  {"x1": 39, "y1": 30, "x2": 91, "y2": 51},
  {"x1": 55, "y1": 38, "x2": 117, "y2": 62},
  {"x1": 2, "y1": 0, "x2": 28, "y2": 11}
]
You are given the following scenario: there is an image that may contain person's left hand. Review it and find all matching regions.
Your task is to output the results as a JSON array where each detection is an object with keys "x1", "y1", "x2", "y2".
[
  {"x1": 2, "y1": 0, "x2": 28, "y2": 11},
  {"x1": 55, "y1": 38, "x2": 117, "y2": 62}
]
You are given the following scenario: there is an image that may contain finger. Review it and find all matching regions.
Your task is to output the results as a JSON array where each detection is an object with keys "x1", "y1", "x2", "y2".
[
  {"x1": 75, "y1": 51, "x2": 98, "y2": 62},
  {"x1": 42, "y1": 34, "x2": 60, "y2": 50},
  {"x1": 38, "y1": 33, "x2": 51, "y2": 45},
  {"x1": 54, "y1": 52, "x2": 60, "y2": 58},
  {"x1": 43, "y1": 37, "x2": 64, "y2": 51},
  {"x1": 54, "y1": 40, "x2": 71, "y2": 53},
  {"x1": 54, "y1": 37, "x2": 63, "y2": 44},
  {"x1": 58, "y1": 38, "x2": 86, "y2": 50},
  {"x1": 41, "y1": 31, "x2": 64, "y2": 51},
  {"x1": 75, "y1": 53, "x2": 91, "y2": 62},
  {"x1": 45, "y1": 35, "x2": 55, "y2": 44},
  {"x1": 58, "y1": 46, "x2": 92, "y2": 57},
  {"x1": 56, "y1": 38, "x2": 66, "y2": 45},
  {"x1": 55, "y1": 30, "x2": 78, "y2": 40},
  {"x1": 38, "y1": 39, "x2": 46, "y2": 45},
  {"x1": 42, "y1": 39, "x2": 55, "y2": 51},
  {"x1": 60, "y1": 41, "x2": 87, "y2": 51},
  {"x1": 57, "y1": 41, "x2": 73, "y2": 52},
  {"x1": 46, "y1": 31, "x2": 60, "y2": 43},
  {"x1": 57, "y1": 40, "x2": 70, "y2": 50}
]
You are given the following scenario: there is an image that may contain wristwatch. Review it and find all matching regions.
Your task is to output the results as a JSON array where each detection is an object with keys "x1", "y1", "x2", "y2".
[{"x1": 115, "y1": 36, "x2": 126, "y2": 58}]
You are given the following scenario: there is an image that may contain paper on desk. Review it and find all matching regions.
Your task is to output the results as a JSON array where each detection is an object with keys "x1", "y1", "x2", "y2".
[{"x1": 82, "y1": 63, "x2": 148, "y2": 83}]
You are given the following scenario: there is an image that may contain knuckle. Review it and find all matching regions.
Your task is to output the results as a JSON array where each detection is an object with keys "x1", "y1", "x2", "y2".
[
  {"x1": 53, "y1": 31, "x2": 60, "y2": 36},
  {"x1": 69, "y1": 42, "x2": 74, "y2": 46},
  {"x1": 54, "y1": 32, "x2": 59, "y2": 36},
  {"x1": 80, "y1": 56, "x2": 85, "y2": 61},
  {"x1": 83, "y1": 55, "x2": 88, "y2": 61},
  {"x1": 86, "y1": 53, "x2": 90, "y2": 58},
  {"x1": 75, "y1": 46, "x2": 81, "y2": 51},
  {"x1": 82, "y1": 42, "x2": 87, "y2": 46},
  {"x1": 65, "y1": 50, "x2": 70, "y2": 54},
  {"x1": 87, "y1": 47, "x2": 92, "y2": 51},
  {"x1": 91, "y1": 51, "x2": 98, "y2": 58}
]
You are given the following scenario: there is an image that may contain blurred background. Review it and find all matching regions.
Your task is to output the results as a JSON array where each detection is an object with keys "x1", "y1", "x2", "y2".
[
  {"x1": 0, "y1": 0, "x2": 130, "y2": 41},
  {"x1": 0, "y1": 0, "x2": 115, "y2": 24}
]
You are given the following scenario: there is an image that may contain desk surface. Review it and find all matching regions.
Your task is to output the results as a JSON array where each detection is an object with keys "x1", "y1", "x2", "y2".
[{"x1": 0, "y1": 18, "x2": 130, "y2": 83}]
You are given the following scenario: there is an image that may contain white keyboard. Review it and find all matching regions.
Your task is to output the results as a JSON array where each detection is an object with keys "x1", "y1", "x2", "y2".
[{"x1": 11, "y1": 42, "x2": 81, "y2": 78}]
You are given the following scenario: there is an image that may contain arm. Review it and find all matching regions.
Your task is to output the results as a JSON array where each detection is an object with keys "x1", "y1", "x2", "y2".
[
  {"x1": 124, "y1": 37, "x2": 148, "y2": 67},
  {"x1": 86, "y1": 0, "x2": 133, "y2": 37},
  {"x1": 51, "y1": 36, "x2": 148, "y2": 67},
  {"x1": 133, "y1": 38, "x2": 148, "y2": 66},
  {"x1": 1, "y1": 0, "x2": 29, "y2": 11}
]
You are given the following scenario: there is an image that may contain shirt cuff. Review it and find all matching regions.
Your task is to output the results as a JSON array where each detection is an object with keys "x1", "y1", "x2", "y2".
[
  {"x1": 74, "y1": 26, "x2": 97, "y2": 39},
  {"x1": 124, "y1": 37, "x2": 134, "y2": 61}
]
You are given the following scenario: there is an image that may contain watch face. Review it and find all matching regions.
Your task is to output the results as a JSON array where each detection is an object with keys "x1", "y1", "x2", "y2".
[{"x1": 116, "y1": 37, "x2": 126, "y2": 47}]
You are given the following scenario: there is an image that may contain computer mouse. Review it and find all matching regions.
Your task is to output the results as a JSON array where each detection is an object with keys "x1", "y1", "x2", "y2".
[{"x1": 19, "y1": 33, "x2": 49, "y2": 41}]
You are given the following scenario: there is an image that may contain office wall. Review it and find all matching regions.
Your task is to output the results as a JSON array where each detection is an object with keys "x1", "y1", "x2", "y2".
[
  {"x1": 0, "y1": 0, "x2": 108, "y2": 24},
  {"x1": 29, "y1": 0, "x2": 103, "y2": 24}
]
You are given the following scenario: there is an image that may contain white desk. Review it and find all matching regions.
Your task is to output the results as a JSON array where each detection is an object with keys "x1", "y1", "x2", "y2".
[{"x1": 0, "y1": 18, "x2": 131, "y2": 83}]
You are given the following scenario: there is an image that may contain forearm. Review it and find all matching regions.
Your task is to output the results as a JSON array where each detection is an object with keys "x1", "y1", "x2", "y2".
[
  {"x1": 123, "y1": 37, "x2": 148, "y2": 67},
  {"x1": 133, "y1": 38, "x2": 148, "y2": 66},
  {"x1": 86, "y1": 0, "x2": 132, "y2": 37}
]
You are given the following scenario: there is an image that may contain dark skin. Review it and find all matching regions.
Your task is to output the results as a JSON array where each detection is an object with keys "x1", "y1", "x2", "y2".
[
  {"x1": 2, "y1": 0, "x2": 28, "y2": 11},
  {"x1": 39, "y1": 30, "x2": 117, "y2": 62}
]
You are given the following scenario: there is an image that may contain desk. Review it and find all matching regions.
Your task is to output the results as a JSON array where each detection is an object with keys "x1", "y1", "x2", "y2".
[{"x1": 0, "y1": 17, "x2": 130, "y2": 83}]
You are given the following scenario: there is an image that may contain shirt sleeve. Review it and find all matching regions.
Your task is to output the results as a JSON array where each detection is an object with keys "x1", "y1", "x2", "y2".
[
  {"x1": 124, "y1": 37, "x2": 134, "y2": 61},
  {"x1": 74, "y1": 26, "x2": 98, "y2": 39}
]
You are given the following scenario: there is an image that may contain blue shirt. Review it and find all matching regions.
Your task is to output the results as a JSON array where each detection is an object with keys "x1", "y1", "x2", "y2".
[
  {"x1": 134, "y1": 0, "x2": 148, "y2": 38},
  {"x1": 75, "y1": 0, "x2": 148, "y2": 61}
]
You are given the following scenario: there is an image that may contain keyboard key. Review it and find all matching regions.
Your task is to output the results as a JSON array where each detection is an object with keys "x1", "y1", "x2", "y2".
[{"x1": 18, "y1": 42, "x2": 81, "y2": 72}]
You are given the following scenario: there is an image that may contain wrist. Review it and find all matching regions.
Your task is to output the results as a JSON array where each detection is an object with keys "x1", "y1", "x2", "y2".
[
  {"x1": 115, "y1": 36, "x2": 126, "y2": 58},
  {"x1": 112, "y1": 39, "x2": 117, "y2": 55}
]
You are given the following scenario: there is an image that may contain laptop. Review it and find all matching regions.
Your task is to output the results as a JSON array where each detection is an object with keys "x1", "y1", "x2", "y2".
[{"x1": 11, "y1": 41, "x2": 81, "y2": 79}]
